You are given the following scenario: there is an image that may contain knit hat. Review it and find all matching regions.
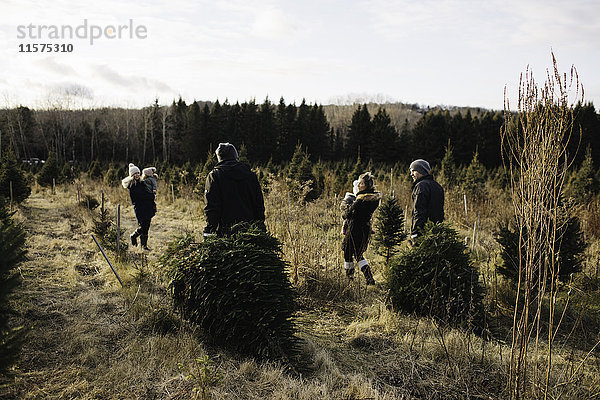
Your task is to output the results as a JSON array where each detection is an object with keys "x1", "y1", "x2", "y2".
[
  {"x1": 216, "y1": 143, "x2": 239, "y2": 162},
  {"x1": 409, "y1": 159, "x2": 431, "y2": 175},
  {"x1": 352, "y1": 179, "x2": 360, "y2": 195},
  {"x1": 129, "y1": 163, "x2": 140, "y2": 177},
  {"x1": 142, "y1": 167, "x2": 156, "y2": 177}
]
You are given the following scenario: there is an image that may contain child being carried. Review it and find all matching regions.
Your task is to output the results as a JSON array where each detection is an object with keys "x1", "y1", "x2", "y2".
[{"x1": 142, "y1": 167, "x2": 158, "y2": 213}]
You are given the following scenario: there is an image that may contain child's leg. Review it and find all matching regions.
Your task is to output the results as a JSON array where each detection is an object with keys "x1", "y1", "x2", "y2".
[
  {"x1": 357, "y1": 256, "x2": 375, "y2": 285},
  {"x1": 343, "y1": 238, "x2": 355, "y2": 279}
]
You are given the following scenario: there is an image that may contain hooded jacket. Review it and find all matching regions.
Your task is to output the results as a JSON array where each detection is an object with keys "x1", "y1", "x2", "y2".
[
  {"x1": 204, "y1": 160, "x2": 265, "y2": 236},
  {"x1": 341, "y1": 188, "x2": 381, "y2": 257},
  {"x1": 411, "y1": 174, "x2": 444, "y2": 236}
]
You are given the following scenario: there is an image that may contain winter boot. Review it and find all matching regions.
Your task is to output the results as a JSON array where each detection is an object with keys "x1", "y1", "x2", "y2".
[
  {"x1": 140, "y1": 235, "x2": 150, "y2": 251},
  {"x1": 358, "y1": 259, "x2": 375, "y2": 285},
  {"x1": 130, "y1": 231, "x2": 140, "y2": 247},
  {"x1": 344, "y1": 261, "x2": 354, "y2": 279}
]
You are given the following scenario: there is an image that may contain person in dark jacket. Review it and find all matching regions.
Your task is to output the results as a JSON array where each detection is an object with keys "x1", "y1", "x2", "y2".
[
  {"x1": 204, "y1": 143, "x2": 265, "y2": 237},
  {"x1": 409, "y1": 159, "x2": 444, "y2": 240},
  {"x1": 122, "y1": 163, "x2": 156, "y2": 251},
  {"x1": 341, "y1": 172, "x2": 381, "y2": 285}
]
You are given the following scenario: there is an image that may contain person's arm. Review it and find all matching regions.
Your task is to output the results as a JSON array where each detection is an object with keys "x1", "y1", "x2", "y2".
[
  {"x1": 411, "y1": 184, "x2": 430, "y2": 236},
  {"x1": 203, "y1": 171, "x2": 221, "y2": 235},
  {"x1": 254, "y1": 176, "x2": 266, "y2": 222}
]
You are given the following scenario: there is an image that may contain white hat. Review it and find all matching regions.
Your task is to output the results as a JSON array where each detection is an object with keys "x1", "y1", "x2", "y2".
[{"x1": 129, "y1": 163, "x2": 141, "y2": 177}]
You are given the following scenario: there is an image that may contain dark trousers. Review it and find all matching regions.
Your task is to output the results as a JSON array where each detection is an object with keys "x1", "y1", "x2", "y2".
[
  {"x1": 135, "y1": 218, "x2": 152, "y2": 237},
  {"x1": 344, "y1": 246, "x2": 365, "y2": 263}
]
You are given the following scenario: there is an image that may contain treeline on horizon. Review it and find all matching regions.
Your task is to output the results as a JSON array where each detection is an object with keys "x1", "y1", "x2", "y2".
[{"x1": 1, "y1": 97, "x2": 599, "y2": 170}]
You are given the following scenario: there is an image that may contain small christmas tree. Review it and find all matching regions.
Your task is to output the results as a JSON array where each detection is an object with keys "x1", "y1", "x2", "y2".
[
  {"x1": 439, "y1": 140, "x2": 457, "y2": 189},
  {"x1": 0, "y1": 197, "x2": 27, "y2": 370},
  {"x1": 373, "y1": 195, "x2": 406, "y2": 266},
  {"x1": 161, "y1": 226, "x2": 299, "y2": 359},
  {"x1": 37, "y1": 151, "x2": 62, "y2": 187},
  {"x1": 0, "y1": 147, "x2": 31, "y2": 204},
  {"x1": 386, "y1": 222, "x2": 484, "y2": 329},
  {"x1": 87, "y1": 160, "x2": 103, "y2": 180},
  {"x1": 566, "y1": 146, "x2": 599, "y2": 204},
  {"x1": 286, "y1": 144, "x2": 320, "y2": 202},
  {"x1": 495, "y1": 205, "x2": 585, "y2": 286},
  {"x1": 195, "y1": 148, "x2": 217, "y2": 195},
  {"x1": 462, "y1": 150, "x2": 487, "y2": 199}
]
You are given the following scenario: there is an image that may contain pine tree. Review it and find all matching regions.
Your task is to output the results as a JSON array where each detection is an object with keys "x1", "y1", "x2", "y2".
[
  {"x1": 0, "y1": 147, "x2": 31, "y2": 204},
  {"x1": 275, "y1": 98, "x2": 296, "y2": 162},
  {"x1": 61, "y1": 162, "x2": 76, "y2": 184},
  {"x1": 104, "y1": 164, "x2": 120, "y2": 186},
  {"x1": 286, "y1": 144, "x2": 319, "y2": 202},
  {"x1": 237, "y1": 143, "x2": 249, "y2": 165},
  {"x1": 88, "y1": 160, "x2": 103, "y2": 180},
  {"x1": 184, "y1": 101, "x2": 203, "y2": 161},
  {"x1": 566, "y1": 145, "x2": 599, "y2": 203},
  {"x1": 373, "y1": 195, "x2": 406, "y2": 266},
  {"x1": 256, "y1": 98, "x2": 277, "y2": 162},
  {"x1": 386, "y1": 222, "x2": 484, "y2": 329},
  {"x1": 306, "y1": 104, "x2": 331, "y2": 160},
  {"x1": 161, "y1": 227, "x2": 299, "y2": 359},
  {"x1": 462, "y1": 150, "x2": 486, "y2": 199},
  {"x1": 370, "y1": 107, "x2": 397, "y2": 163},
  {"x1": 439, "y1": 140, "x2": 457, "y2": 189},
  {"x1": 495, "y1": 205, "x2": 585, "y2": 286},
  {"x1": 37, "y1": 151, "x2": 62, "y2": 187},
  {"x1": 0, "y1": 197, "x2": 27, "y2": 370},
  {"x1": 196, "y1": 148, "x2": 217, "y2": 195},
  {"x1": 346, "y1": 104, "x2": 372, "y2": 159},
  {"x1": 410, "y1": 110, "x2": 450, "y2": 164},
  {"x1": 347, "y1": 156, "x2": 365, "y2": 188}
]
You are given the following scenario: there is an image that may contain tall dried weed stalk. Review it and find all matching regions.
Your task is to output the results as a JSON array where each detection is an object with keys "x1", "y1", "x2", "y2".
[{"x1": 502, "y1": 53, "x2": 583, "y2": 399}]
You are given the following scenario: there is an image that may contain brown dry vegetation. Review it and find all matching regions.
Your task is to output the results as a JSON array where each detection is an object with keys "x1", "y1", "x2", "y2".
[{"x1": 1, "y1": 172, "x2": 600, "y2": 399}]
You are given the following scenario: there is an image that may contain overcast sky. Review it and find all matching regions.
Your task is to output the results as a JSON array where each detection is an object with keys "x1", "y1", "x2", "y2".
[{"x1": 1, "y1": 0, "x2": 598, "y2": 110}]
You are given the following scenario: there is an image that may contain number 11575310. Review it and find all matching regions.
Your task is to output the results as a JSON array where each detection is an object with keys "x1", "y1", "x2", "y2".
[{"x1": 19, "y1": 43, "x2": 74, "y2": 53}]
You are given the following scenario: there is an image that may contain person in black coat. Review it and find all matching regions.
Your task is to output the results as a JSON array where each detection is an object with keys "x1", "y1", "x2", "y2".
[
  {"x1": 203, "y1": 143, "x2": 265, "y2": 237},
  {"x1": 341, "y1": 172, "x2": 381, "y2": 285},
  {"x1": 409, "y1": 159, "x2": 444, "y2": 240},
  {"x1": 122, "y1": 163, "x2": 156, "y2": 250}
]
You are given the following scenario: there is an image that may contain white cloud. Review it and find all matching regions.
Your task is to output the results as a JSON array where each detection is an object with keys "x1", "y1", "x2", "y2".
[
  {"x1": 251, "y1": 7, "x2": 298, "y2": 40},
  {"x1": 35, "y1": 57, "x2": 79, "y2": 76},
  {"x1": 93, "y1": 64, "x2": 175, "y2": 93}
]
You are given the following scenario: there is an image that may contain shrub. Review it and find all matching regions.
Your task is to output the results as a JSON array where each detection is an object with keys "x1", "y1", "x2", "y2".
[
  {"x1": 161, "y1": 226, "x2": 299, "y2": 359},
  {"x1": 386, "y1": 222, "x2": 484, "y2": 328}
]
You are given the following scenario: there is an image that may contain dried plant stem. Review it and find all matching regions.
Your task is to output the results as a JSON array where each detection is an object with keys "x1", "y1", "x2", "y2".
[{"x1": 502, "y1": 52, "x2": 583, "y2": 399}]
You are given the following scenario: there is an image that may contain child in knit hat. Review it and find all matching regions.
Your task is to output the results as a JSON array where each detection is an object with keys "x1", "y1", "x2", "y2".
[
  {"x1": 142, "y1": 166, "x2": 158, "y2": 214},
  {"x1": 142, "y1": 167, "x2": 158, "y2": 195}
]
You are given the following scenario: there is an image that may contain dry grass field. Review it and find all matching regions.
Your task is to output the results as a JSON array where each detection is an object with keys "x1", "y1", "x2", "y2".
[{"x1": 2, "y1": 173, "x2": 600, "y2": 399}]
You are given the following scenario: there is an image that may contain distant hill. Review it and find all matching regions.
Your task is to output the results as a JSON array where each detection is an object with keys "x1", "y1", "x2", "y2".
[{"x1": 322, "y1": 102, "x2": 495, "y2": 133}]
